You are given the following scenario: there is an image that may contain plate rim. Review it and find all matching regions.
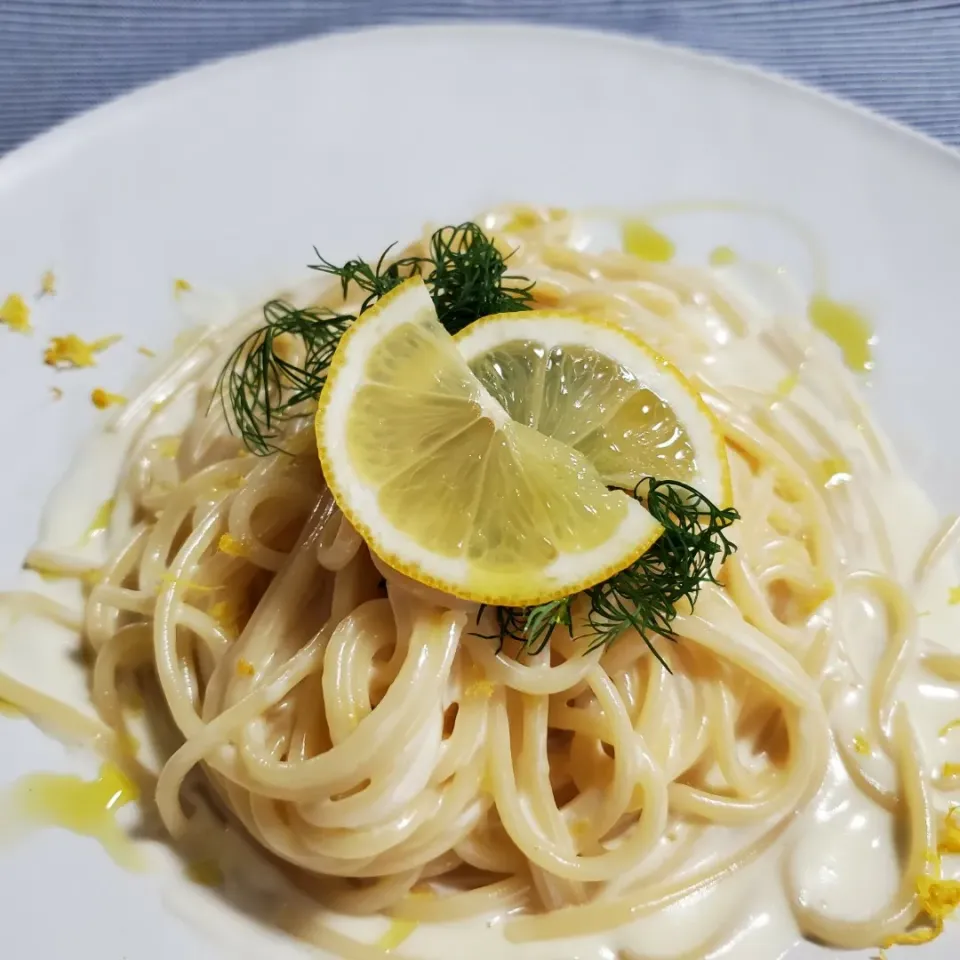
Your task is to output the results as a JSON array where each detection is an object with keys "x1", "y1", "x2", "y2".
[{"x1": 1, "y1": 20, "x2": 958, "y2": 195}]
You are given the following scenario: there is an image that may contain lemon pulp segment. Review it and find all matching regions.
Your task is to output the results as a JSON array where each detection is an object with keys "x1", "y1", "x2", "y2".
[{"x1": 456, "y1": 312, "x2": 730, "y2": 507}]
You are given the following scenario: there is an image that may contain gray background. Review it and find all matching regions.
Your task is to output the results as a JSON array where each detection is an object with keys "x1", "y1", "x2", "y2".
[{"x1": 2, "y1": 1, "x2": 960, "y2": 155}]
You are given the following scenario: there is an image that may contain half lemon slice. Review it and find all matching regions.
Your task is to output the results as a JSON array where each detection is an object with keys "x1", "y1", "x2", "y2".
[
  {"x1": 456, "y1": 312, "x2": 731, "y2": 507},
  {"x1": 315, "y1": 278, "x2": 661, "y2": 606}
]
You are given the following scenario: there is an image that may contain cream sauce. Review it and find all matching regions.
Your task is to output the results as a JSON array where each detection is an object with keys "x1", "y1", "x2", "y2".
[{"x1": 2, "y1": 254, "x2": 960, "y2": 960}]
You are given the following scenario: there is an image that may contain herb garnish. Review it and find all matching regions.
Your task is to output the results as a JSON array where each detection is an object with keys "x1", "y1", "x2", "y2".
[
  {"x1": 216, "y1": 223, "x2": 533, "y2": 454},
  {"x1": 480, "y1": 479, "x2": 739, "y2": 669},
  {"x1": 215, "y1": 223, "x2": 738, "y2": 659}
]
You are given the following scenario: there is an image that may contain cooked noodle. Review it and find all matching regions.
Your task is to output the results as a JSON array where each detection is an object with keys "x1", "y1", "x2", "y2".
[{"x1": 3, "y1": 205, "x2": 960, "y2": 959}]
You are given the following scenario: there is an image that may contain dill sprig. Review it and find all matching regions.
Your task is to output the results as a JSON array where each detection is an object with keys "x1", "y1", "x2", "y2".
[
  {"x1": 311, "y1": 222, "x2": 535, "y2": 334},
  {"x1": 217, "y1": 223, "x2": 532, "y2": 454},
  {"x1": 487, "y1": 479, "x2": 739, "y2": 669},
  {"x1": 215, "y1": 301, "x2": 351, "y2": 455}
]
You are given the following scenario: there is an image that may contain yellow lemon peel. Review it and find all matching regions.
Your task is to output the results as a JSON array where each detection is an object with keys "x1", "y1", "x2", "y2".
[
  {"x1": 881, "y1": 850, "x2": 960, "y2": 950},
  {"x1": 91, "y1": 388, "x2": 128, "y2": 409},
  {"x1": 376, "y1": 918, "x2": 418, "y2": 951},
  {"x1": 0, "y1": 293, "x2": 31, "y2": 333},
  {"x1": 218, "y1": 533, "x2": 249, "y2": 558},
  {"x1": 44, "y1": 334, "x2": 121, "y2": 369}
]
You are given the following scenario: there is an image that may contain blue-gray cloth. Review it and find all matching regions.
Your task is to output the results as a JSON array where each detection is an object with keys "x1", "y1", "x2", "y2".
[{"x1": 2, "y1": 0, "x2": 960, "y2": 156}]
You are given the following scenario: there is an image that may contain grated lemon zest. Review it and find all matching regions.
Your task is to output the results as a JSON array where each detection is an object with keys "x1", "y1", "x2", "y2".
[
  {"x1": 50, "y1": 386, "x2": 63, "y2": 401},
  {"x1": 173, "y1": 278, "x2": 192, "y2": 297},
  {"x1": 949, "y1": 587, "x2": 960, "y2": 606},
  {"x1": 0, "y1": 293, "x2": 31, "y2": 333},
  {"x1": 44, "y1": 333, "x2": 121, "y2": 369},
  {"x1": 91, "y1": 388, "x2": 128, "y2": 409},
  {"x1": 218, "y1": 533, "x2": 249, "y2": 557},
  {"x1": 236, "y1": 658, "x2": 255, "y2": 677},
  {"x1": 40, "y1": 270, "x2": 56, "y2": 296},
  {"x1": 853, "y1": 732, "x2": 871, "y2": 756},
  {"x1": 137, "y1": 345, "x2": 156, "y2": 357},
  {"x1": 209, "y1": 600, "x2": 239, "y2": 635},
  {"x1": 943, "y1": 763, "x2": 960, "y2": 779},
  {"x1": 940, "y1": 806, "x2": 960, "y2": 855}
]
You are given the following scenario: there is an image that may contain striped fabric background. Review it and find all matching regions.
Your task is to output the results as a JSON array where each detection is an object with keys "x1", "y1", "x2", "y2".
[{"x1": 2, "y1": 0, "x2": 960, "y2": 156}]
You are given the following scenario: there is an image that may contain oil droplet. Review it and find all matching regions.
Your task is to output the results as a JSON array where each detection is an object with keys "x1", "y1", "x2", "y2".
[
  {"x1": 775, "y1": 371, "x2": 799, "y2": 397},
  {"x1": 186, "y1": 858, "x2": 224, "y2": 888},
  {"x1": 81, "y1": 497, "x2": 115, "y2": 544},
  {"x1": 623, "y1": 220, "x2": 674, "y2": 262},
  {"x1": 9, "y1": 762, "x2": 141, "y2": 868},
  {"x1": 0, "y1": 698, "x2": 23, "y2": 718},
  {"x1": 377, "y1": 918, "x2": 418, "y2": 951},
  {"x1": 808, "y1": 294, "x2": 874, "y2": 373},
  {"x1": 709, "y1": 245, "x2": 737, "y2": 266},
  {"x1": 817, "y1": 456, "x2": 852, "y2": 488}
]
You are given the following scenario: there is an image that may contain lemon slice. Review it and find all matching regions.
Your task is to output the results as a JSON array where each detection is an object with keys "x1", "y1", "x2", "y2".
[
  {"x1": 455, "y1": 311, "x2": 730, "y2": 507},
  {"x1": 315, "y1": 278, "x2": 661, "y2": 606}
]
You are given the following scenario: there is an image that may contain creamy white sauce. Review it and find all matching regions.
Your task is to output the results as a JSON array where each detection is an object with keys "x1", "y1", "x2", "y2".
[{"x1": 3, "y1": 254, "x2": 960, "y2": 960}]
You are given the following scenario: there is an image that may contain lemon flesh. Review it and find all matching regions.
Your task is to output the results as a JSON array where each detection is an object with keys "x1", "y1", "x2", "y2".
[
  {"x1": 316, "y1": 279, "x2": 660, "y2": 606},
  {"x1": 456, "y1": 312, "x2": 730, "y2": 507}
]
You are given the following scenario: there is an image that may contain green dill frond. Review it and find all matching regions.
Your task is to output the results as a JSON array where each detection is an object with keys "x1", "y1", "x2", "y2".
[
  {"x1": 218, "y1": 222, "x2": 533, "y2": 455},
  {"x1": 213, "y1": 300, "x2": 352, "y2": 455},
  {"x1": 494, "y1": 479, "x2": 739, "y2": 669}
]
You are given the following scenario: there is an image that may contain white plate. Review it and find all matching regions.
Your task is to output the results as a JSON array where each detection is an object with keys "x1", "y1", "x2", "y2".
[{"x1": 1, "y1": 23, "x2": 959, "y2": 960}]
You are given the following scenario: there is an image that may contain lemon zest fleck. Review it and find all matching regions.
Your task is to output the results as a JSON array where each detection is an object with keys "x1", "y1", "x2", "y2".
[
  {"x1": 137, "y1": 345, "x2": 156, "y2": 358},
  {"x1": 881, "y1": 849, "x2": 960, "y2": 949},
  {"x1": 939, "y1": 806, "x2": 960, "y2": 855},
  {"x1": 218, "y1": 533, "x2": 249, "y2": 558},
  {"x1": 943, "y1": 762, "x2": 960, "y2": 779},
  {"x1": 236, "y1": 658, "x2": 255, "y2": 677},
  {"x1": 24, "y1": 556, "x2": 101, "y2": 584},
  {"x1": 376, "y1": 918, "x2": 418, "y2": 951},
  {"x1": 853, "y1": 732, "x2": 871, "y2": 756},
  {"x1": 0, "y1": 293, "x2": 31, "y2": 333},
  {"x1": 173, "y1": 278, "x2": 192, "y2": 297},
  {"x1": 91, "y1": 388, "x2": 128, "y2": 409},
  {"x1": 39, "y1": 271, "x2": 56, "y2": 296},
  {"x1": 623, "y1": 219, "x2": 674, "y2": 262},
  {"x1": 949, "y1": 587, "x2": 960, "y2": 606},
  {"x1": 50, "y1": 386, "x2": 63, "y2": 401},
  {"x1": 44, "y1": 334, "x2": 121, "y2": 369}
]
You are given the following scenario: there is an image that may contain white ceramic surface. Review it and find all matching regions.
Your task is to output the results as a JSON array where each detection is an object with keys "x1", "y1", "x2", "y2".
[{"x1": 1, "y1": 23, "x2": 959, "y2": 960}]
